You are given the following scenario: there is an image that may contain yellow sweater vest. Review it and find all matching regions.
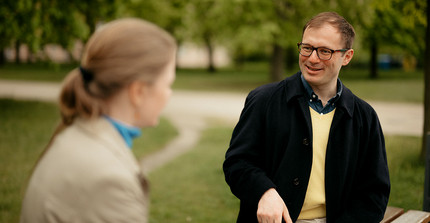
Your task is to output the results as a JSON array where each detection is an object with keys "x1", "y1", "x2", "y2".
[{"x1": 298, "y1": 107, "x2": 336, "y2": 220}]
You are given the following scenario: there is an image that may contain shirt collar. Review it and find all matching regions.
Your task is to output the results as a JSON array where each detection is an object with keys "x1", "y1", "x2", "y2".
[
  {"x1": 283, "y1": 72, "x2": 353, "y2": 117},
  {"x1": 104, "y1": 116, "x2": 141, "y2": 148},
  {"x1": 300, "y1": 74, "x2": 343, "y2": 105}
]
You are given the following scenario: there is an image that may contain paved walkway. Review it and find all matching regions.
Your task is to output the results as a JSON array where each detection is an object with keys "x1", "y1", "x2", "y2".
[{"x1": 0, "y1": 80, "x2": 424, "y2": 172}]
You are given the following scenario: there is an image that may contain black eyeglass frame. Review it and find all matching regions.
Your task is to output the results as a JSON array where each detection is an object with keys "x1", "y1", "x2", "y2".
[{"x1": 297, "y1": 42, "x2": 350, "y2": 60}]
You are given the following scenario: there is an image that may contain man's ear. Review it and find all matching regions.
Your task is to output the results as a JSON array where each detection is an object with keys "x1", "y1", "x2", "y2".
[{"x1": 342, "y1": 49, "x2": 354, "y2": 66}]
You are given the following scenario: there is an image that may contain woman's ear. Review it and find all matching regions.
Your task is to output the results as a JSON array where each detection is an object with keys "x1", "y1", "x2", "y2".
[{"x1": 128, "y1": 81, "x2": 146, "y2": 107}]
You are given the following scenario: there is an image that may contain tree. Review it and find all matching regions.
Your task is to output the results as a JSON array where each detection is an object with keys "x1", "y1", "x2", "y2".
[
  {"x1": 221, "y1": 0, "x2": 308, "y2": 81},
  {"x1": 1, "y1": 0, "x2": 125, "y2": 64},
  {"x1": 363, "y1": 0, "x2": 426, "y2": 79},
  {"x1": 0, "y1": 1, "x2": 18, "y2": 64},
  {"x1": 181, "y1": 0, "x2": 231, "y2": 73},
  {"x1": 129, "y1": 0, "x2": 187, "y2": 68},
  {"x1": 222, "y1": 0, "x2": 373, "y2": 81},
  {"x1": 35, "y1": 0, "x2": 90, "y2": 61},
  {"x1": 0, "y1": 0, "x2": 38, "y2": 63},
  {"x1": 423, "y1": 0, "x2": 430, "y2": 159}
]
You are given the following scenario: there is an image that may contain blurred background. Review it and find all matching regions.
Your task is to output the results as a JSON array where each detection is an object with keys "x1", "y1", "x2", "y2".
[
  {"x1": 0, "y1": 0, "x2": 428, "y2": 222},
  {"x1": 0, "y1": 0, "x2": 426, "y2": 78}
]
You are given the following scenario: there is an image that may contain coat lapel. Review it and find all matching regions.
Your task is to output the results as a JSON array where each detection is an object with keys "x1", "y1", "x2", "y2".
[{"x1": 74, "y1": 118, "x2": 141, "y2": 175}]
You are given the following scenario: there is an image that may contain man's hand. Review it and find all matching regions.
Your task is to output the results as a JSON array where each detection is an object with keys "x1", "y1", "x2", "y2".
[{"x1": 257, "y1": 188, "x2": 293, "y2": 223}]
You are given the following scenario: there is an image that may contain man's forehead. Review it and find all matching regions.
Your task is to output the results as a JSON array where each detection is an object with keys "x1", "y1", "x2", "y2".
[
  {"x1": 304, "y1": 22, "x2": 339, "y2": 33},
  {"x1": 302, "y1": 25, "x2": 344, "y2": 48}
]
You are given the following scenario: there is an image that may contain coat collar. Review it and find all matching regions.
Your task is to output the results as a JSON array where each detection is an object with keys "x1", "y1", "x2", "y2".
[
  {"x1": 73, "y1": 117, "x2": 141, "y2": 173},
  {"x1": 284, "y1": 71, "x2": 354, "y2": 118}
]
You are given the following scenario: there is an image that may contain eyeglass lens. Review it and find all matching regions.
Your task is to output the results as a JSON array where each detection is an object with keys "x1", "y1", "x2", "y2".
[{"x1": 299, "y1": 44, "x2": 332, "y2": 60}]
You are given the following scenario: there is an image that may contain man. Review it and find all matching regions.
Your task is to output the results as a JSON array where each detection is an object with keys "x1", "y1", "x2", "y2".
[{"x1": 223, "y1": 12, "x2": 390, "y2": 223}]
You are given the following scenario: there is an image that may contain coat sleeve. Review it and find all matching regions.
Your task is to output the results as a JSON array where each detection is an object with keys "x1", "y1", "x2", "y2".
[
  {"x1": 223, "y1": 88, "x2": 277, "y2": 207},
  {"x1": 335, "y1": 107, "x2": 390, "y2": 223}
]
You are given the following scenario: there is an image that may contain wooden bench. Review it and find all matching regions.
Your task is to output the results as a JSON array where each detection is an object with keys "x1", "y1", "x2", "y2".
[{"x1": 382, "y1": 206, "x2": 430, "y2": 223}]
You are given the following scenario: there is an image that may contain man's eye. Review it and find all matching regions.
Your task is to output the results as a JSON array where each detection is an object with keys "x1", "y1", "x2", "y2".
[
  {"x1": 302, "y1": 46, "x2": 312, "y2": 51},
  {"x1": 319, "y1": 48, "x2": 332, "y2": 55}
]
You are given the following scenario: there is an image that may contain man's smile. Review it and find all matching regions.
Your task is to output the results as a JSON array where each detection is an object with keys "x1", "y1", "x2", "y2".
[{"x1": 306, "y1": 65, "x2": 323, "y2": 72}]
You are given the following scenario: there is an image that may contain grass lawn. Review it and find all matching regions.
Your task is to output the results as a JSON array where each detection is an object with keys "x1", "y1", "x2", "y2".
[
  {"x1": 0, "y1": 62, "x2": 424, "y2": 103},
  {"x1": 148, "y1": 126, "x2": 239, "y2": 223},
  {"x1": 0, "y1": 63, "x2": 426, "y2": 221},
  {"x1": 385, "y1": 135, "x2": 425, "y2": 210},
  {"x1": 0, "y1": 99, "x2": 177, "y2": 223},
  {"x1": 0, "y1": 100, "x2": 426, "y2": 222},
  {"x1": 148, "y1": 126, "x2": 425, "y2": 222},
  {"x1": 0, "y1": 63, "x2": 75, "y2": 82}
]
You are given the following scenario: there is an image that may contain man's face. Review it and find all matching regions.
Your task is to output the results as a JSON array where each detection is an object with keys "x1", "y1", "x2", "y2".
[{"x1": 299, "y1": 23, "x2": 353, "y2": 91}]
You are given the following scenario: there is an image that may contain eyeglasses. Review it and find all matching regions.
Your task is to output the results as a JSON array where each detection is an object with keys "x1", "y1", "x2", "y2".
[{"x1": 297, "y1": 42, "x2": 349, "y2": 61}]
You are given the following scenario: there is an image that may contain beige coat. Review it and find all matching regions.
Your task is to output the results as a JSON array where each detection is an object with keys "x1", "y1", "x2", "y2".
[{"x1": 20, "y1": 118, "x2": 148, "y2": 223}]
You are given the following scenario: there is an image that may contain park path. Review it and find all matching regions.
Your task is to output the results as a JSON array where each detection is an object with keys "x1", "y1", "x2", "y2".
[{"x1": 0, "y1": 80, "x2": 424, "y2": 173}]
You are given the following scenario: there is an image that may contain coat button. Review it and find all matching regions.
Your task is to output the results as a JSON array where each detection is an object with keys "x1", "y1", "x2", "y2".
[
  {"x1": 303, "y1": 138, "x2": 310, "y2": 146},
  {"x1": 293, "y1": 178, "x2": 300, "y2": 186}
]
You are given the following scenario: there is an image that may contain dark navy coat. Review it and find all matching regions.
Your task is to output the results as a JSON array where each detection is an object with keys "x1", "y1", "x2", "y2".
[{"x1": 223, "y1": 72, "x2": 390, "y2": 223}]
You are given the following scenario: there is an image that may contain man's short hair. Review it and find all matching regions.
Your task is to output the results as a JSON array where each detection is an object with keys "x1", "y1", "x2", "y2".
[{"x1": 302, "y1": 12, "x2": 355, "y2": 49}]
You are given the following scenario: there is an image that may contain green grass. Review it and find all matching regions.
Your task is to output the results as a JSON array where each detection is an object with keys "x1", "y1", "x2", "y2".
[
  {"x1": 148, "y1": 126, "x2": 425, "y2": 222},
  {"x1": 386, "y1": 135, "x2": 425, "y2": 210},
  {"x1": 0, "y1": 62, "x2": 424, "y2": 103},
  {"x1": 0, "y1": 99, "x2": 426, "y2": 222},
  {"x1": 341, "y1": 68, "x2": 424, "y2": 103},
  {"x1": 148, "y1": 126, "x2": 239, "y2": 223},
  {"x1": 0, "y1": 99, "x2": 177, "y2": 223},
  {"x1": 0, "y1": 100, "x2": 60, "y2": 223},
  {"x1": 133, "y1": 119, "x2": 178, "y2": 158},
  {"x1": 0, "y1": 63, "x2": 73, "y2": 82},
  {"x1": 0, "y1": 62, "x2": 427, "y2": 222}
]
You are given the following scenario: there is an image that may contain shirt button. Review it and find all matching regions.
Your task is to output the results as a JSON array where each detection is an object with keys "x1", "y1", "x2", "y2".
[
  {"x1": 303, "y1": 138, "x2": 310, "y2": 146},
  {"x1": 293, "y1": 178, "x2": 300, "y2": 186}
]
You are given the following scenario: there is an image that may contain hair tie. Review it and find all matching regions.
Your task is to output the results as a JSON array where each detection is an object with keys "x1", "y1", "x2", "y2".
[{"x1": 79, "y1": 66, "x2": 94, "y2": 83}]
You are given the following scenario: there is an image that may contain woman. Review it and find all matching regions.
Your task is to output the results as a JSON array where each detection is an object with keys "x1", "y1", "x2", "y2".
[{"x1": 20, "y1": 18, "x2": 176, "y2": 222}]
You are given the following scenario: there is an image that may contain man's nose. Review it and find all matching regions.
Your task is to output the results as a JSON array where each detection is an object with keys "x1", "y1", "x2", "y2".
[{"x1": 308, "y1": 49, "x2": 321, "y2": 63}]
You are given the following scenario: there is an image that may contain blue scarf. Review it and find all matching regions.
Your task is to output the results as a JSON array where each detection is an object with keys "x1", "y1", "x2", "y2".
[{"x1": 104, "y1": 116, "x2": 142, "y2": 148}]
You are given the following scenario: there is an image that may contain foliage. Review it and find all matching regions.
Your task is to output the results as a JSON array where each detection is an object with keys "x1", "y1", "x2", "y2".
[
  {"x1": 365, "y1": 0, "x2": 427, "y2": 57},
  {"x1": 129, "y1": 0, "x2": 187, "y2": 42},
  {"x1": 1, "y1": 0, "x2": 428, "y2": 79},
  {"x1": 0, "y1": 0, "x2": 128, "y2": 58}
]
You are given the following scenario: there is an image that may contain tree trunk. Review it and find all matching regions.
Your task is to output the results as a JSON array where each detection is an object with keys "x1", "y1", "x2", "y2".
[
  {"x1": 234, "y1": 45, "x2": 245, "y2": 70},
  {"x1": 270, "y1": 43, "x2": 285, "y2": 82},
  {"x1": 421, "y1": 0, "x2": 430, "y2": 159},
  {"x1": 0, "y1": 48, "x2": 5, "y2": 65},
  {"x1": 15, "y1": 41, "x2": 20, "y2": 64},
  {"x1": 204, "y1": 35, "x2": 216, "y2": 73},
  {"x1": 370, "y1": 38, "x2": 378, "y2": 79},
  {"x1": 285, "y1": 45, "x2": 296, "y2": 71}
]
